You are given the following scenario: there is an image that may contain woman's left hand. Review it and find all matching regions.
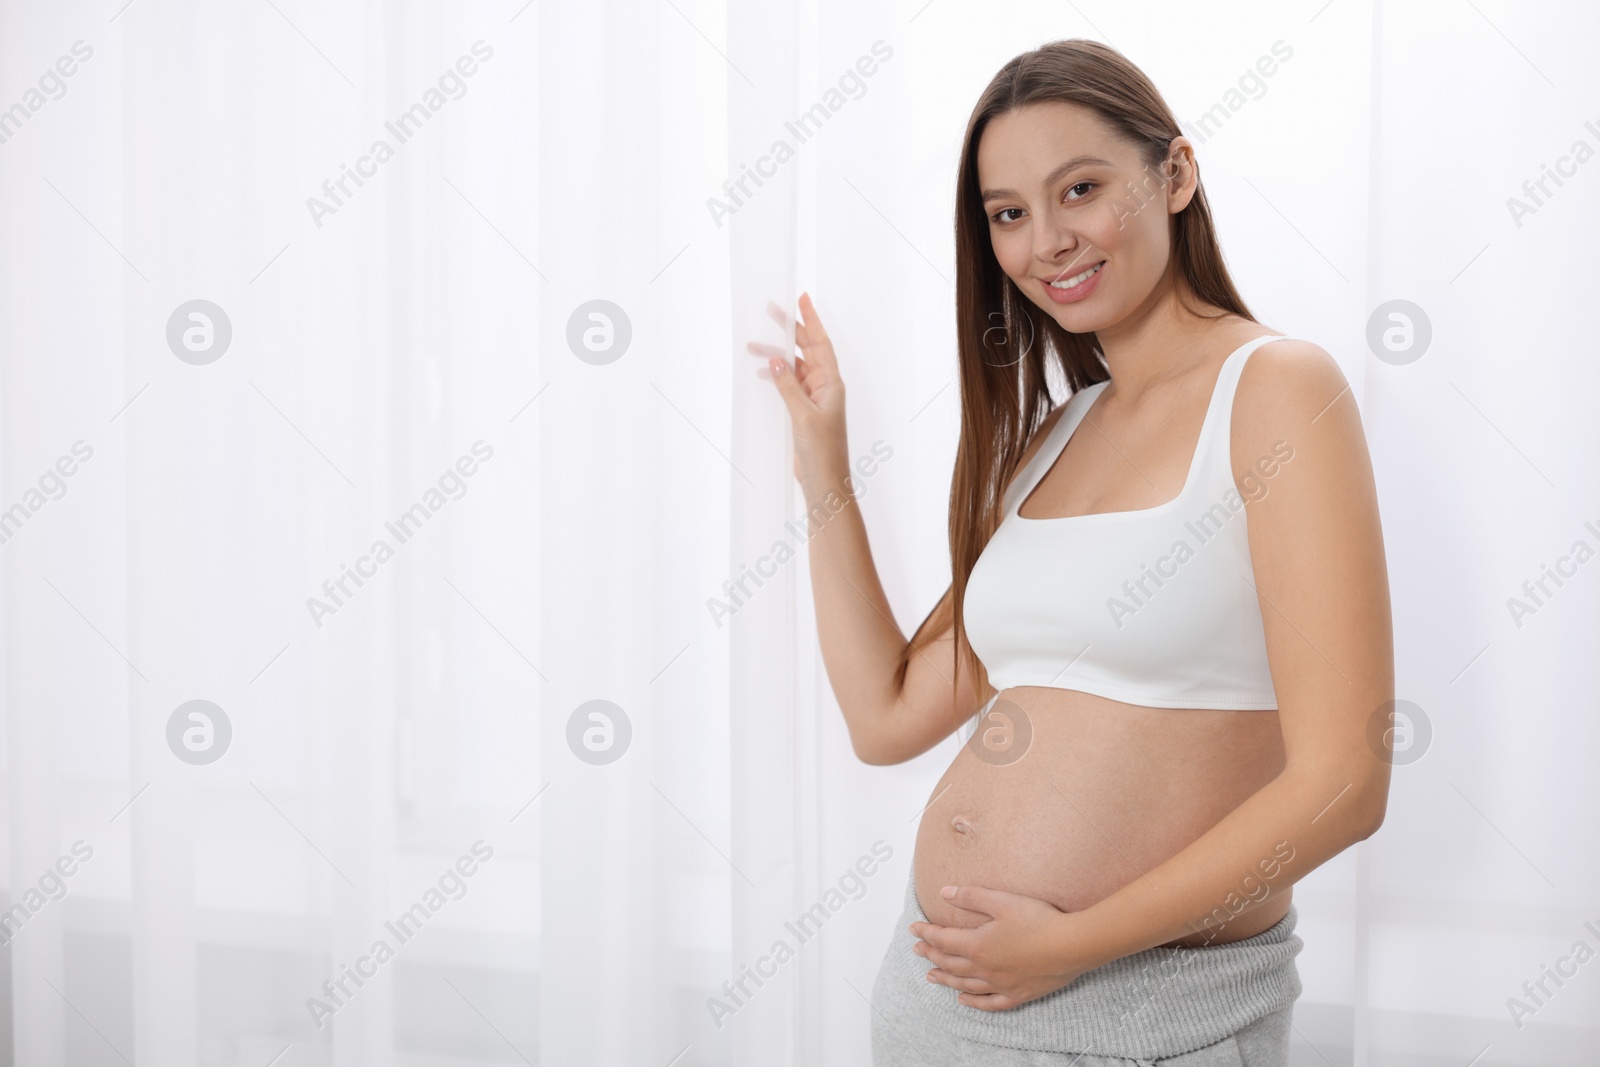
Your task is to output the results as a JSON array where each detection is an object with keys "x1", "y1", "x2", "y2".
[{"x1": 908, "y1": 884, "x2": 1089, "y2": 1011}]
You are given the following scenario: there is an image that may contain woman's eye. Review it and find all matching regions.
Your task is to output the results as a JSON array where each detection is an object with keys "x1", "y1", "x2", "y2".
[{"x1": 990, "y1": 183, "x2": 1094, "y2": 224}]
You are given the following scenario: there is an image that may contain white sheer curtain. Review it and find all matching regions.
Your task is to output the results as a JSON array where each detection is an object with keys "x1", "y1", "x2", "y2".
[{"x1": 0, "y1": 0, "x2": 1594, "y2": 1064}]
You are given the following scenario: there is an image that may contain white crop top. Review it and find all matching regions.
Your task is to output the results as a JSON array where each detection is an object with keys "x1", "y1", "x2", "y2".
[{"x1": 962, "y1": 334, "x2": 1297, "y2": 710}]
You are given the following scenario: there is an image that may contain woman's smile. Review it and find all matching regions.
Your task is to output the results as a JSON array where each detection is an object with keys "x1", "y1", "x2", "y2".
[{"x1": 1038, "y1": 259, "x2": 1106, "y2": 304}]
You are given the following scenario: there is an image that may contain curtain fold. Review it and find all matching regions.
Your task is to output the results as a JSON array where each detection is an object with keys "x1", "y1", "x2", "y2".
[{"x1": 725, "y1": 0, "x2": 806, "y2": 1062}]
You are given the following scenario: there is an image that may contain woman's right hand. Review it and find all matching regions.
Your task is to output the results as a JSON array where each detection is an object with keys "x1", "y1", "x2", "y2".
[{"x1": 749, "y1": 291, "x2": 850, "y2": 495}]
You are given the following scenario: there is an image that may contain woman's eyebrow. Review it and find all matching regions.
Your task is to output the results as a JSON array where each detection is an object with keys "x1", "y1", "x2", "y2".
[{"x1": 981, "y1": 155, "x2": 1113, "y2": 203}]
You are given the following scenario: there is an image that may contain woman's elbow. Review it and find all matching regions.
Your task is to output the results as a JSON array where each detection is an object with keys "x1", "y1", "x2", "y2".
[{"x1": 851, "y1": 731, "x2": 904, "y2": 766}]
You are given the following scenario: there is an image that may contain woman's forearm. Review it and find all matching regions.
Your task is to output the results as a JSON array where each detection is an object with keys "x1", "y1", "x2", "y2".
[
  {"x1": 1050, "y1": 762, "x2": 1385, "y2": 973},
  {"x1": 761, "y1": 294, "x2": 916, "y2": 763},
  {"x1": 800, "y1": 469, "x2": 909, "y2": 761}
]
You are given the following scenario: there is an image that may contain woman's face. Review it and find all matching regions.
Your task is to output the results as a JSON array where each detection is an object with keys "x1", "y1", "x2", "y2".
[{"x1": 976, "y1": 101, "x2": 1195, "y2": 334}]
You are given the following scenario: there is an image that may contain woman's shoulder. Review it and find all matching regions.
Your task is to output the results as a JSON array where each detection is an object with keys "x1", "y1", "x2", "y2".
[
  {"x1": 1016, "y1": 401, "x2": 1071, "y2": 468},
  {"x1": 1235, "y1": 332, "x2": 1344, "y2": 407},
  {"x1": 1231, "y1": 331, "x2": 1357, "y2": 465}
]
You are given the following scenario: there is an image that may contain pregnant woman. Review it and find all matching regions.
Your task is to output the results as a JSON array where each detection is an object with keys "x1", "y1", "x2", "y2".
[{"x1": 760, "y1": 39, "x2": 1394, "y2": 1066}]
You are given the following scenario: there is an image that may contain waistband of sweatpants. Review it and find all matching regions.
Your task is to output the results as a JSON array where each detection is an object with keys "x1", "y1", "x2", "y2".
[{"x1": 887, "y1": 867, "x2": 1303, "y2": 1059}]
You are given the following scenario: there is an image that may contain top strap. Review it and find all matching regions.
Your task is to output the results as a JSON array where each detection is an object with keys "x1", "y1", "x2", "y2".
[
  {"x1": 1192, "y1": 333, "x2": 1299, "y2": 490},
  {"x1": 1004, "y1": 380, "x2": 1110, "y2": 515}
]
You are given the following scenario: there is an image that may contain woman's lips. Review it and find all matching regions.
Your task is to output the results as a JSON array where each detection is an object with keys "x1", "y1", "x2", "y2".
[{"x1": 1040, "y1": 261, "x2": 1105, "y2": 304}]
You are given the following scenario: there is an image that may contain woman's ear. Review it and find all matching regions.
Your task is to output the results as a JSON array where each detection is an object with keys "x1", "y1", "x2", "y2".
[{"x1": 1163, "y1": 137, "x2": 1201, "y2": 214}]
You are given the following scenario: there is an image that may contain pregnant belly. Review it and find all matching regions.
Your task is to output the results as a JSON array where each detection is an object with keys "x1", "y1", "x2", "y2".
[{"x1": 912, "y1": 687, "x2": 1293, "y2": 949}]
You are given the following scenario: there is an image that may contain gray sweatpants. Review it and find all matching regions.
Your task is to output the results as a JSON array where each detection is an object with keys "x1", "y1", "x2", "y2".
[{"x1": 870, "y1": 870, "x2": 1302, "y2": 1065}]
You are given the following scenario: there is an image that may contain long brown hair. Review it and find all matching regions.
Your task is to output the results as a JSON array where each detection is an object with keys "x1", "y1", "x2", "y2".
[{"x1": 894, "y1": 38, "x2": 1256, "y2": 706}]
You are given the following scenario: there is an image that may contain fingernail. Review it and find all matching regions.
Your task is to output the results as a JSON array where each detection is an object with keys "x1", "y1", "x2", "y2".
[
  {"x1": 770, "y1": 357, "x2": 786, "y2": 376},
  {"x1": 941, "y1": 886, "x2": 956, "y2": 900}
]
